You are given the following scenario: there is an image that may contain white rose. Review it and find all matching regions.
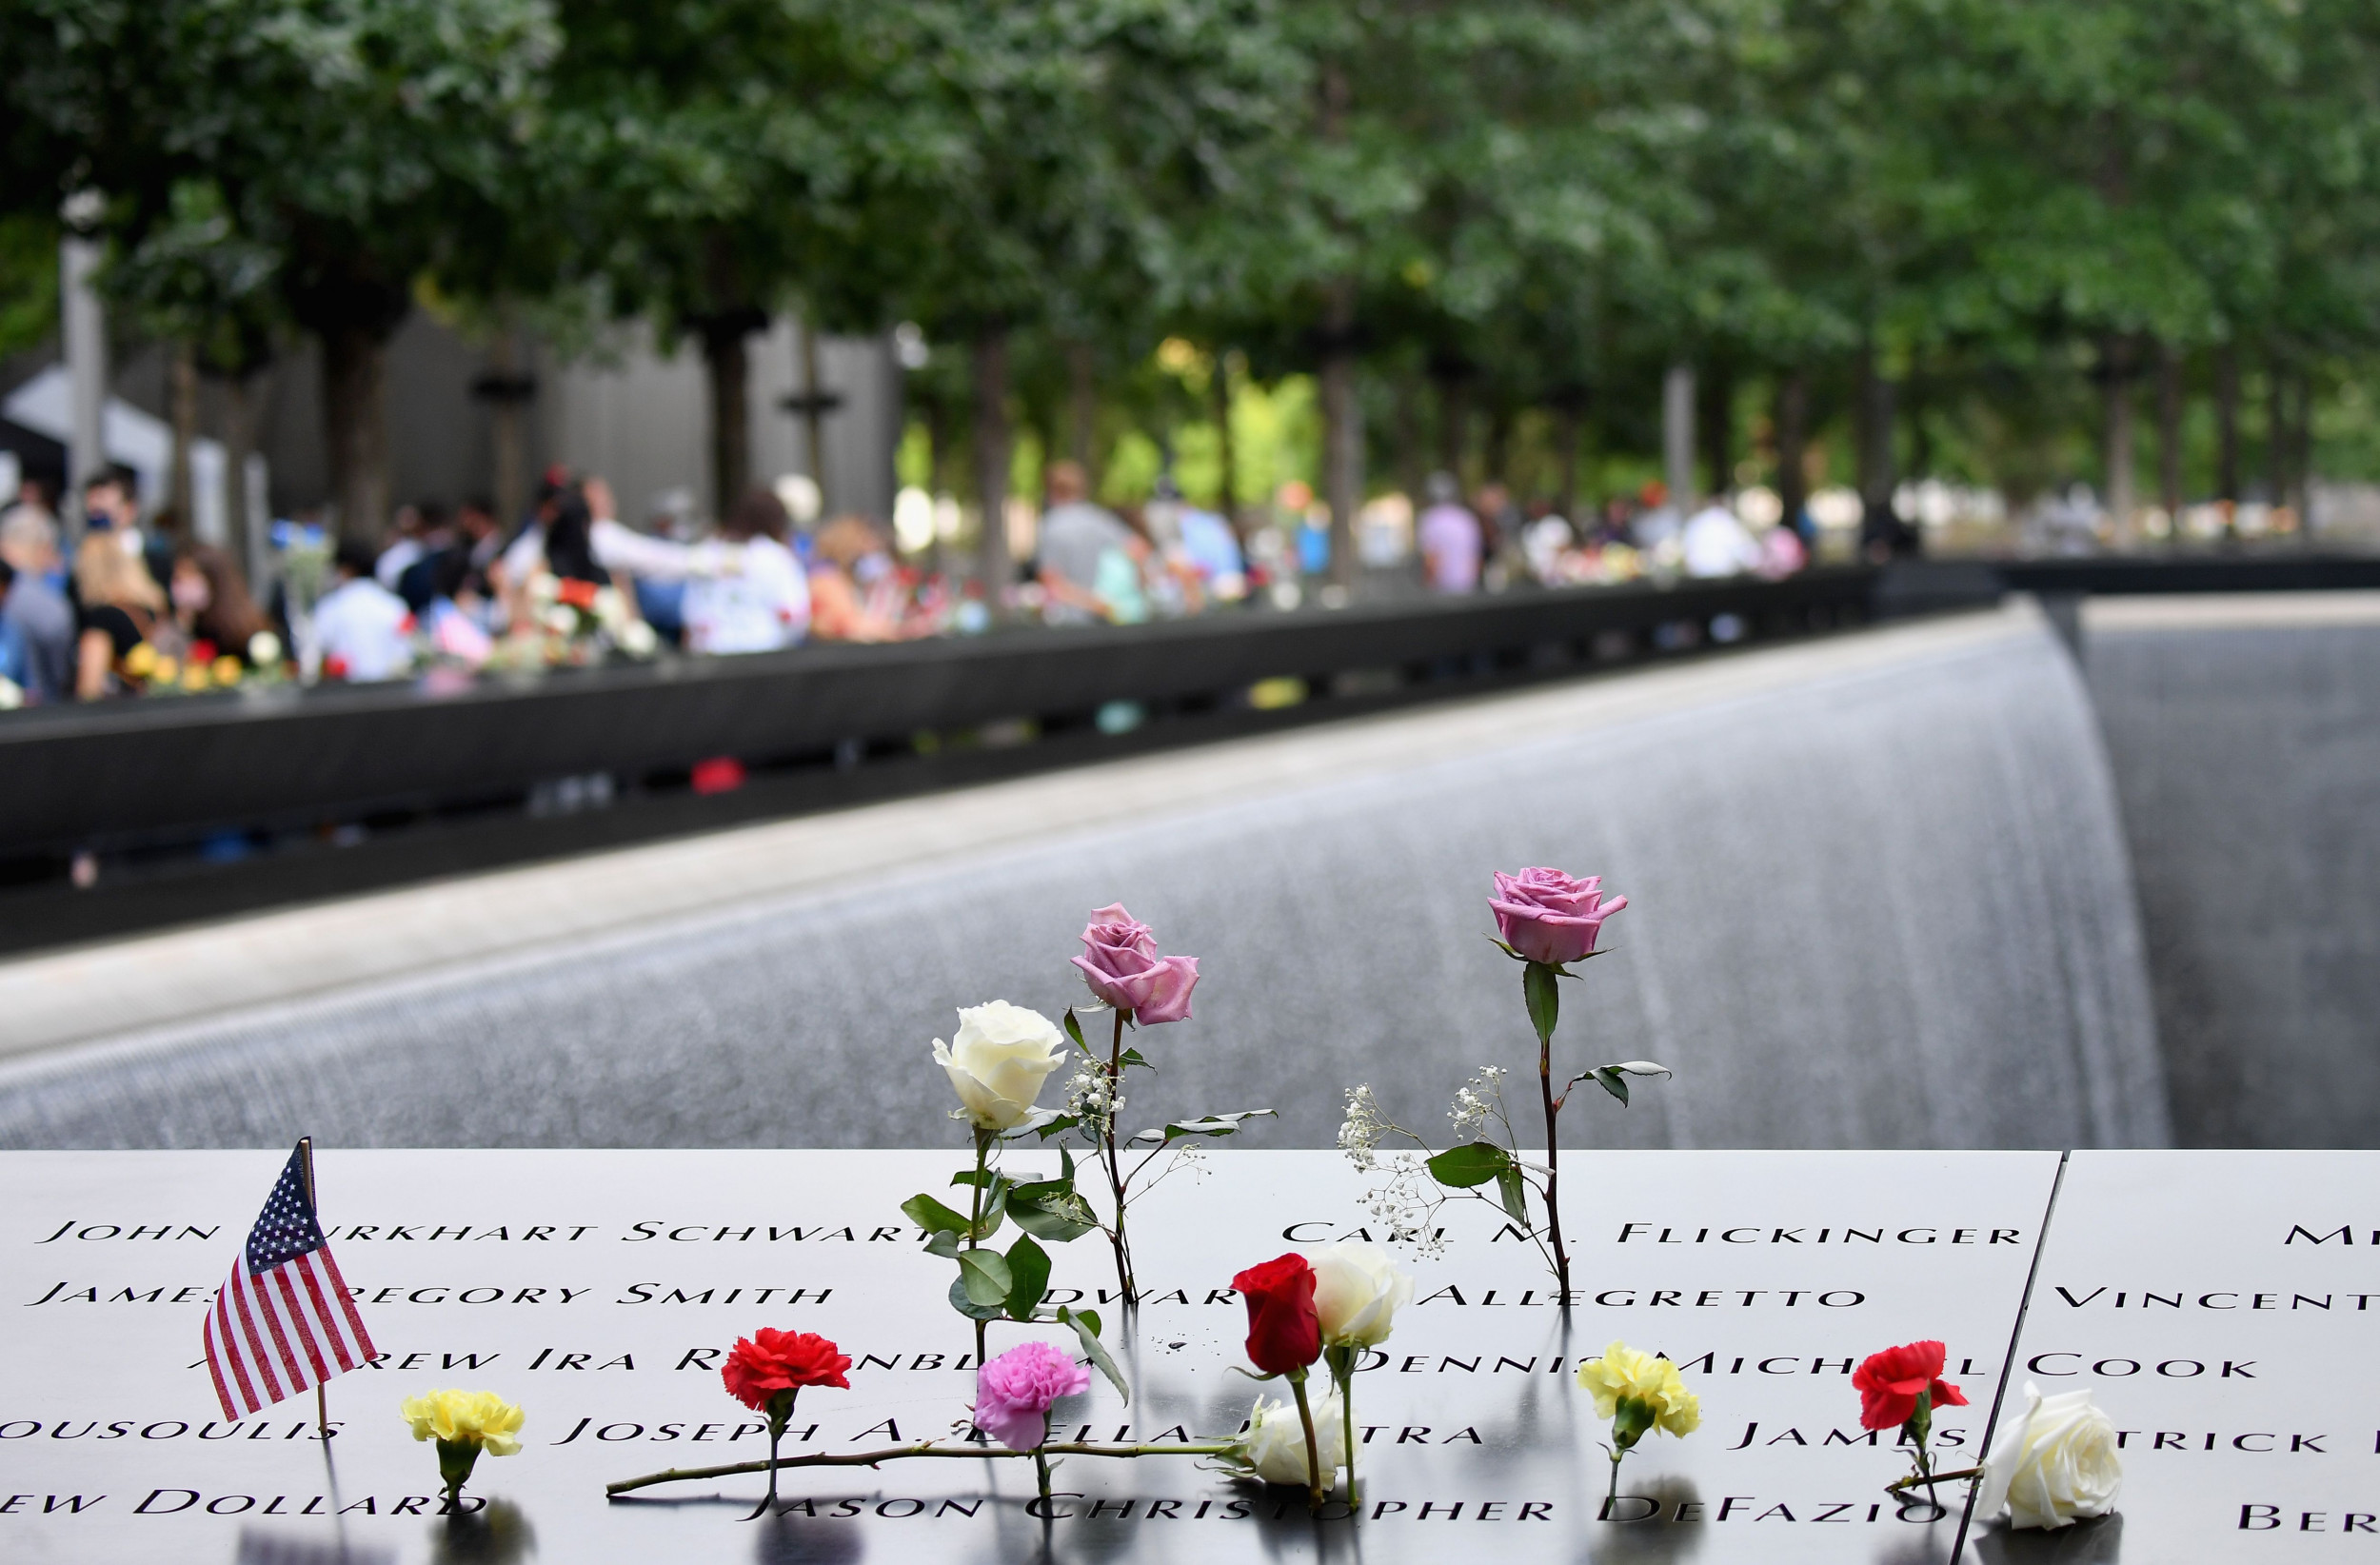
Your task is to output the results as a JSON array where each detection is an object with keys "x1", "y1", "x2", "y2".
[
  {"x1": 1227, "y1": 1389, "x2": 1346, "y2": 1485},
  {"x1": 1978, "y1": 1382, "x2": 2121, "y2": 1530},
  {"x1": 932, "y1": 1001, "x2": 1067, "y2": 1130},
  {"x1": 1309, "y1": 1240, "x2": 1414, "y2": 1348}
]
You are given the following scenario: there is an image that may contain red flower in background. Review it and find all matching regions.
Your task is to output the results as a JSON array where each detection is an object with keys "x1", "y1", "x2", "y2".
[
  {"x1": 1232, "y1": 1254, "x2": 1320, "y2": 1376},
  {"x1": 723, "y1": 1328, "x2": 852, "y2": 1411},
  {"x1": 1853, "y1": 1339, "x2": 1967, "y2": 1431},
  {"x1": 557, "y1": 578, "x2": 600, "y2": 611}
]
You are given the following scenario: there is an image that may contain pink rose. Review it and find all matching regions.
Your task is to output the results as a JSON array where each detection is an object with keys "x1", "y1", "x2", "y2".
[
  {"x1": 972, "y1": 1340, "x2": 1090, "y2": 1450},
  {"x1": 1490, "y1": 868, "x2": 1627, "y2": 965},
  {"x1": 1070, "y1": 902, "x2": 1200, "y2": 1024}
]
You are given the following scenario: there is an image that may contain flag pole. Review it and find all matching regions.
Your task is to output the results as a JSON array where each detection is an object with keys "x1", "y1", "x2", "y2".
[{"x1": 298, "y1": 1138, "x2": 328, "y2": 1442}]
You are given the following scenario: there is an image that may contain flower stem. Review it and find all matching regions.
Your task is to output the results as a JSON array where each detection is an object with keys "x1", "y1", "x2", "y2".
[
  {"x1": 1887, "y1": 1466, "x2": 1982, "y2": 1494},
  {"x1": 1288, "y1": 1369, "x2": 1326, "y2": 1510},
  {"x1": 745, "y1": 1393, "x2": 793, "y2": 1521},
  {"x1": 1034, "y1": 1449, "x2": 1051, "y2": 1503},
  {"x1": 968, "y1": 1127, "x2": 991, "y2": 1366},
  {"x1": 1534, "y1": 977, "x2": 1569, "y2": 1298},
  {"x1": 1607, "y1": 1450, "x2": 1622, "y2": 1507},
  {"x1": 605, "y1": 1440, "x2": 1241, "y2": 1497},
  {"x1": 1337, "y1": 1363, "x2": 1358, "y2": 1506},
  {"x1": 1102, "y1": 1008, "x2": 1136, "y2": 1306}
]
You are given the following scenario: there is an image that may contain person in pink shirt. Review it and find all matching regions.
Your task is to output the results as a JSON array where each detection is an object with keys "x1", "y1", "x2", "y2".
[{"x1": 1416, "y1": 471, "x2": 1482, "y2": 593}]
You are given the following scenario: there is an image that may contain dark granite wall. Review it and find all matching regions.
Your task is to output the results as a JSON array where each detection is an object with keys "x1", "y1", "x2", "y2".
[{"x1": 2086, "y1": 616, "x2": 2380, "y2": 1148}]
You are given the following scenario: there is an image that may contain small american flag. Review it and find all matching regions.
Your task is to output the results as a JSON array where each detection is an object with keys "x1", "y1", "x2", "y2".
[{"x1": 202, "y1": 1141, "x2": 377, "y2": 1419}]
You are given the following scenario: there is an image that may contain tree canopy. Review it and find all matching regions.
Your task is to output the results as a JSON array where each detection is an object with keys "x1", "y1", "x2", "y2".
[{"x1": 7, "y1": 0, "x2": 2378, "y2": 542}]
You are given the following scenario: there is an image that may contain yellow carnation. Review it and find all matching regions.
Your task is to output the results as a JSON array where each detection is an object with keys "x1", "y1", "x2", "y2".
[
  {"x1": 401, "y1": 1389, "x2": 526, "y2": 1456},
  {"x1": 1577, "y1": 1341, "x2": 1700, "y2": 1438},
  {"x1": 211, "y1": 656, "x2": 243, "y2": 685},
  {"x1": 122, "y1": 644, "x2": 157, "y2": 679}
]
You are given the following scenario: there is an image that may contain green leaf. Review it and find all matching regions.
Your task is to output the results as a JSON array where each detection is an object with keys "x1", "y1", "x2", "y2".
[
  {"x1": 957, "y1": 1248, "x2": 1013, "y2": 1308},
  {"x1": 949, "y1": 1170, "x2": 992, "y2": 1187},
  {"x1": 1033, "y1": 1114, "x2": 1082, "y2": 1140},
  {"x1": 1006, "y1": 1183, "x2": 1101, "y2": 1242},
  {"x1": 1595, "y1": 1067, "x2": 1629, "y2": 1105},
  {"x1": 948, "y1": 1277, "x2": 1005, "y2": 1322},
  {"x1": 1496, "y1": 1166, "x2": 1531, "y2": 1224},
  {"x1": 1523, "y1": 961, "x2": 1560, "y2": 1046},
  {"x1": 902, "y1": 1193, "x2": 973, "y2": 1235},
  {"x1": 1119, "y1": 1047, "x2": 1152, "y2": 1071},
  {"x1": 1062, "y1": 1009, "x2": 1089, "y2": 1052},
  {"x1": 1426, "y1": 1140, "x2": 1514, "y2": 1189},
  {"x1": 1056, "y1": 1305, "x2": 1129, "y2": 1404},
  {"x1": 1003, "y1": 1234, "x2": 1052, "y2": 1320},
  {"x1": 1128, "y1": 1108, "x2": 1278, "y2": 1146},
  {"x1": 923, "y1": 1229, "x2": 962, "y2": 1260}
]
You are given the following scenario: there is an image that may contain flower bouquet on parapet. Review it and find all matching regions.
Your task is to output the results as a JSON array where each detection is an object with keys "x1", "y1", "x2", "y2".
[
  {"x1": 1339, "y1": 867, "x2": 1669, "y2": 1295},
  {"x1": 401, "y1": 1390, "x2": 525, "y2": 1513},
  {"x1": 902, "y1": 1000, "x2": 1124, "y2": 1391},
  {"x1": 1857, "y1": 1340, "x2": 1969, "y2": 1506},
  {"x1": 605, "y1": 1325, "x2": 1247, "y2": 1510},
  {"x1": 1034, "y1": 902, "x2": 1275, "y2": 1309},
  {"x1": 1577, "y1": 1342, "x2": 1699, "y2": 1507}
]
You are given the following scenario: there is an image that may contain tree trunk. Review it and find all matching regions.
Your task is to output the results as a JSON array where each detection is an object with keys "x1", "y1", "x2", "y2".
[
  {"x1": 702, "y1": 320, "x2": 754, "y2": 522},
  {"x1": 1701, "y1": 362, "x2": 1731, "y2": 498},
  {"x1": 1555, "y1": 396, "x2": 1583, "y2": 525},
  {"x1": 1435, "y1": 366, "x2": 1469, "y2": 484},
  {"x1": 169, "y1": 341, "x2": 199, "y2": 526},
  {"x1": 1662, "y1": 363, "x2": 1695, "y2": 511},
  {"x1": 799, "y1": 314, "x2": 830, "y2": 508},
  {"x1": 2214, "y1": 343, "x2": 2240, "y2": 506},
  {"x1": 1854, "y1": 341, "x2": 1899, "y2": 555},
  {"x1": 2101, "y1": 335, "x2": 2135, "y2": 533},
  {"x1": 972, "y1": 324, "x2": 1013, "y2": 603},
  {"x1": 487, "y1": 316, "x2": 527, "y2": 531},
  {"x1": 2156, "y1": 340, "x2": 2184, "y2": 535},
  {"x1": 321, "y1": 322, "x2": 392, "y2": 543},
  {"x1": 2294, "y1": 368, "x2": 2316, "y2": 537},
  {"x1": 2265, "y1": 351, "x2": 2287, "y2": 514},
  {"x1": 1067, "y1": 341, "x2": 1098, "y2": 491},
  {"x1": 1317, "y1": 57, "x2": 1361, "y2": 593},
  {"x1": 219, "y1": 370, "x2": 261, "y2": 587},
  {"x1": 1212, "y1": 348, "x2": 1240, "y2": 536},
  {"x1": 1484, "y1": 403, "x2": 1513, "y2": 487},
  {"x1": 1320, "y1": 329, "x2": 1360, "y2": 591},
  {"x1": 1775, "y1": 370, "x2": 1809, "y2": 537}
]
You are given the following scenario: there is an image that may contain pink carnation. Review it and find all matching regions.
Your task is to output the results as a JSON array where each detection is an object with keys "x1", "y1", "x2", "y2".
[{"x1": 972, "y1": 1341, "x2": 1090, "y2": 1450}]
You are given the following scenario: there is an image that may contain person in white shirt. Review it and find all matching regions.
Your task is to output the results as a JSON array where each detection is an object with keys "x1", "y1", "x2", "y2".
[
  {"x1": 682, "y1": 488, "x2": 810, "y2": 654},
  {"x1": 1681, "y1": 499, "x2": 1763, "y2": 578},
  {"x1": 314, "y1": 539, "x2": 416, "y2": 682}
]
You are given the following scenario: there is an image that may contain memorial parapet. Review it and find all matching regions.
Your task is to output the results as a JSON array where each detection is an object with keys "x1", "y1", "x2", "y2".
[
  {"x1": 0, "y1": 1146, "x2": 2194, "y2": 1563},
  {"x1": 1976, "y1": 1151, "x2": 2380, "y2": 1562}
]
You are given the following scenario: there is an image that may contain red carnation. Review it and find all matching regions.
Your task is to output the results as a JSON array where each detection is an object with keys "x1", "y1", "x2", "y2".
[
  {"x1": 722, "y1": 1328, "x2": 852, "y2": 1412},
  {"x1": 1232, "y1": 1254, "x2": 1321, "y2": 1377},
  {"x1": 1853, "y1": 1340, "x2": 1967, "y2": 1431},
  {"x1": 558, "y1": 577, "x2": 600, "y2": 611}
]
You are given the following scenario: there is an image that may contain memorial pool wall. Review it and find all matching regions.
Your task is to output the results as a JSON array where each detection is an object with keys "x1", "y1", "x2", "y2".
[{"x1": 0, "y1": 596, "x2": 2370, "y2": 1153}]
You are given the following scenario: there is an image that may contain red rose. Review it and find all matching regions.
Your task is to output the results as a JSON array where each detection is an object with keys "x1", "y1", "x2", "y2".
[
  {"x1": 1232, "y1": 1254, "x2": 1320, "y2": 1377},
  {"x1": 1853, "y1": 1340, "x2": 1967, "y2": 1431},
  {"x1": 722, "y1": 1328, "x2": 853, "y2": 1412},
  {"x1": 558, "y1": 578, "x2": 600, "y2": 611}
]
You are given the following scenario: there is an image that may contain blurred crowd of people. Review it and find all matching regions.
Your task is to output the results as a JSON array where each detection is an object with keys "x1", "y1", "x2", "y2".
[{"x1": 0, "y1": 457, "x2": 1809, "y2": 705}]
